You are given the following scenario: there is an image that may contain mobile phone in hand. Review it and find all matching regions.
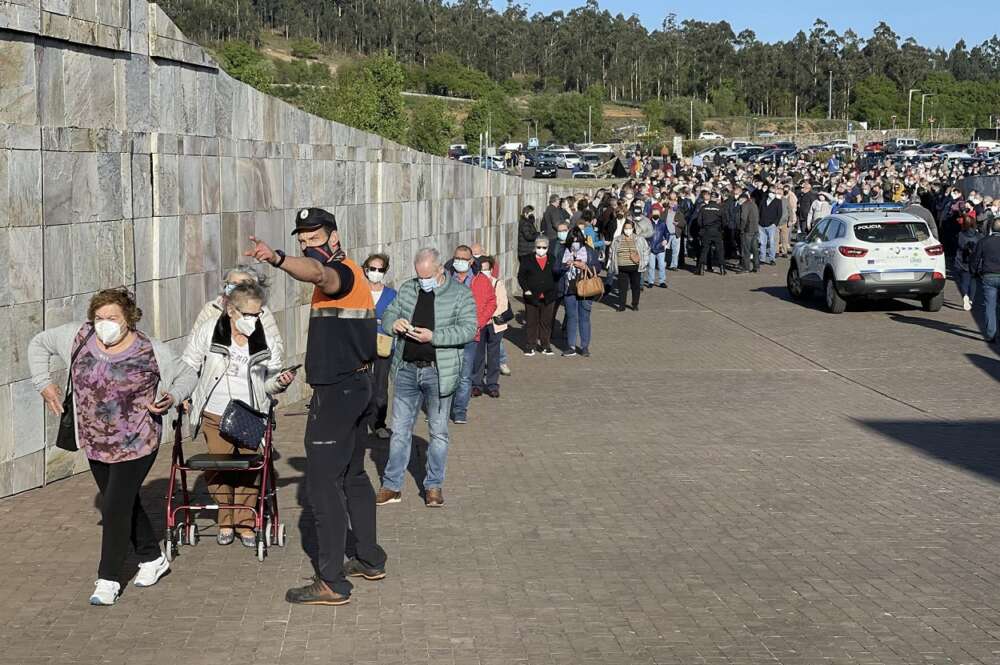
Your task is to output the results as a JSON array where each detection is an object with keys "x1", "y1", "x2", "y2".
[{"x1": 280, "y1": 363, "x2": 302, "y2": 374}]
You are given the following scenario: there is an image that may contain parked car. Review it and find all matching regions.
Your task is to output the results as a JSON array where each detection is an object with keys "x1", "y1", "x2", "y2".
[
  {"x1": 580, "y1": 153, "x2": 604, "y2": 169},
  {"x1": 586, "y1": 143, "x2": 615, "y2": 154},
  {"x1": 864, "y1": 141, "x2": 884, "y2": 152},
  {"x1": 498, "y1": 141, "x2": 524, "y2": 152},
  {"x1": 786, "y1": 204, "x2": 945, "y2": 313},
  {"x1": 885, "y1": 137, "x2": 920, "y2": 153},
  {"x1": 557, "y1": 152, "x2": 583, "y2": 170},
  {"x1": 737, "y1": 146, "x2": 766, "y2": 160},
  {"x1": 448, "y1": 144, "x2": 468, "y2": 159},
  {"x1": 756, "y1": 130, "x2": 777, "y2": 139},
  {"x1": 774, "y1": 141, "x2": 797, "y2": 151},
  {"x1": 533, "y1": 153, "x2": 559, "y2": 178},
  {"x1": 698, "y1": 131, "x2": 725, "y2": 140},
  {"x1": 572, "y1": 172, "x2": 598, "y2": 179},
  {"x1": 729, "y1": 140, "x2": 750, "y2": 150},
  {"x1": 823, "y1": 140, "x2": 852, "y2": 150}
]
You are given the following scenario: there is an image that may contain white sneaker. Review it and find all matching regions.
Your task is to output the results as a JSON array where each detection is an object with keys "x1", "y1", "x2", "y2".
[
  {"x1": 963, "y1": 295, "x2": 972, "y2": 311},
  {"x1": 90, "y1": 579, "x2": 121, "y2": 606},
  {"x1": 133, "y1": 554, "x2": 169, "y2": 587},
  {"x1": 499, "y1": 363, "x2": 512, "y2": 376}
]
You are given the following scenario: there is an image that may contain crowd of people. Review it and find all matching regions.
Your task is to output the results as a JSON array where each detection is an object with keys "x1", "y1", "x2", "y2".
[{"x1": 24, "y1": 145, "x2": 1000, "y2": 608}]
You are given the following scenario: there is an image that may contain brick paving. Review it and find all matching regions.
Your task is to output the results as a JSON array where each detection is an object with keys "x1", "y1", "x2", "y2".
[{"x1": 3, "y1": 261, "x2": 1000, "y2": 665}]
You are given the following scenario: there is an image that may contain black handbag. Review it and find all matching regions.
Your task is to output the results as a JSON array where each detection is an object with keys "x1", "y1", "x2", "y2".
[
  {"x1": 218, "y1": 399, "x2": 268, "y2": 451},
  {"x1": 55, "y1": 327, "x2": 96, "y2": 452},
  {"x1": 493, "y1": 303, "x2": 514, "y2": 325}
]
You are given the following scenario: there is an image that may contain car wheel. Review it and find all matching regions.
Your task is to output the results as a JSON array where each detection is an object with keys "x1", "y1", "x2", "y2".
[
  {"x1": 921, "y1": 292, "x2": 944, "y2": 312},
  {"x1": 786, "y1": 263, "x2": 806, "y2": 299},
  {"x1": 824, "y1": 276, "x2": 847, "y2": 314}
]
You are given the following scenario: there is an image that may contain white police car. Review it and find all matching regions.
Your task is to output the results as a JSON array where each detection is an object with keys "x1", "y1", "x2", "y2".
[{"x1": 786, "y1": 203, "x2": 946, "y2": 313}]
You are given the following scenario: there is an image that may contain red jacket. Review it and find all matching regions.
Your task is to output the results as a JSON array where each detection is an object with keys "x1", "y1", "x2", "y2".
[{"x1": 453, "y1": 271, "x2": 496, "y2": 342}]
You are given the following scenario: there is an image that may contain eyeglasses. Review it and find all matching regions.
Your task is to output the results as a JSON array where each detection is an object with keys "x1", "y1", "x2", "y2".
[
  {"x1": 367, "y1": 267, "x2": 387, "y2": 273},
  {"x1": 234, "y1": 307, "x2": 262, "y2": 318}
]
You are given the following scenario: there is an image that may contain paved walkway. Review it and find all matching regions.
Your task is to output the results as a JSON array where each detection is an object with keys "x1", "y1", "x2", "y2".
[{"x1": 3, "y1": 261, "x2": 1000, "y2": 665}]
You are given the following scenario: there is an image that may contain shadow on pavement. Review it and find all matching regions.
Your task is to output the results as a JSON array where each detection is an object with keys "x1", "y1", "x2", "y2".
[
  {"x1": 886, "y1": 312, "x2": 983, "y2": 341},
  {"x1": 856, "y1": 417, "x2": 1000, "y2": 485}
]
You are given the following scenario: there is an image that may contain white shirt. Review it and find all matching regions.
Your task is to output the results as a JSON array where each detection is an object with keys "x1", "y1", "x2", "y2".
[{"x1": 204, "y1": 341, "x2": 252, "y2": 415}]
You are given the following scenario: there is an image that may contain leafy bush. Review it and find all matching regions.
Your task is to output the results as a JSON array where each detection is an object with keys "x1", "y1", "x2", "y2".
[
  {"x1": 407, "y1": 99, "x2": 456, "y2": 155},
  {"x1": 216, "y1": 41, "x2": 274, "y2": 92},
  {"x1": 290, "y1": 38, "x2": 321, "y2": 59}
]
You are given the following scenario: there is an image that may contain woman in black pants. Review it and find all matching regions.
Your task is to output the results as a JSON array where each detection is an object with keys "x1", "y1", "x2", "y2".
[
  {"x1": 608, "y1": 220, "x2": 650, "y2": 311},
  {"x1": 517, "y1": 235, "x2": 558, "y2": 355}
]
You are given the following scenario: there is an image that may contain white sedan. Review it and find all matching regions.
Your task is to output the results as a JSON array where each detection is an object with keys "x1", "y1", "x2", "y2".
[
  {"x1": 557, "y1": 152, "x2": 582, "y2": 169},
  {"x1": 786, "y1": 205, "x2": 946, "y2": 313},
  {"x1": 698, "y1": 131, "x2": 725, "y2": 140}
]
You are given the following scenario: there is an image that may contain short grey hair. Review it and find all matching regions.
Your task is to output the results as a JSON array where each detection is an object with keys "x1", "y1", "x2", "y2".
[
  {"x1": 223, "y1": 264, "x2": 270, "y2": 290},
  {"x1": 534, "y1": 235, "x2": 549, "y2": 247},
  {"x1": 228, "y1": 282, "x2": 267, "y2": 310},
  {"x1": 414, "y1": 247, "x2": 442, "y2": 267}
]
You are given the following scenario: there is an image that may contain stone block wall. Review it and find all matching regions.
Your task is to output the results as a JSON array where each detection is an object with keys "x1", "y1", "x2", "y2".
[{"x1": 0, "y1": 0, "x2": 576, "y2": 498}]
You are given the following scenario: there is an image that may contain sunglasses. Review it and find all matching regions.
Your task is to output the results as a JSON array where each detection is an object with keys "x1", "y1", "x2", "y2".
[
  {"x1": 367, "y1": 266, "x2": 387, "y2": 273},
  {"x1": 234, "y1": 307, "x2": 262, "y2": 318}
]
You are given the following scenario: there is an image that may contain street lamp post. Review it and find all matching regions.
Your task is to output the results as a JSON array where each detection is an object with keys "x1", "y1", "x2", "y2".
[
  {"x1": 891, "y1": 115, "x2": 897, "y2": 130},
  {"x1": 907, "y1": 89, "x2": 920, "y2": 130},
  {"x1": 828, "y1": 70, "x2": 833, "y2": 120},
  {"x1": 920, "y1": 93, "x2": 935, "y2": 126}
]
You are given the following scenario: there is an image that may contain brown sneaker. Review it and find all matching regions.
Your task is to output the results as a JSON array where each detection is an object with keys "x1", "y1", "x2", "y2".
[
  {"x1": 425, "y1": 488, "x2": 444, "y2": 507},
  {"x1": 375, "y1": 488, "x2": 401, "y2": 506},
  {"x1": 285, "y1": 578, "x2": 350, "y2": 606}
]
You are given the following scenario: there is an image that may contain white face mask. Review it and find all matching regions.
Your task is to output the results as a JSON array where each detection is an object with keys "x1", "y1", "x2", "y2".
[
  {"x1": 535, "y1": 247, "x2": 548, "y2": 256},
  {"x1": 366, "y1": 269, "x2": 385, "y2": 284},
  {"x1": 94, "y1": 320, "x2": 124, "y2": 346},
  {"x1": 623, "y1": 228, "x2": 634, "y2": 236},
  {"x1": 234, "y1": 315, "x2": 257, "y2": 336}
]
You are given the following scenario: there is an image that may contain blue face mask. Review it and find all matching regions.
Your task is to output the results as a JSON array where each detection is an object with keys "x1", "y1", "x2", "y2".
[
  {"x1": 557, "y1": 230, "x2": 569, "y2": 241},
  {"x1": 223, "y1": 283, "x2": 237, "y2": 296},
  {"x1": 419, "y1": 277, "x2": 438, "y2": 292},
  {"x1": 452, "y1": 259, "x2": 470, "y2": 273}
]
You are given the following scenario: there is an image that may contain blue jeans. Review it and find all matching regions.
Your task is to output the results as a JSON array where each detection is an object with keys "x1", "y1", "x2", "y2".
[
  {"x1": 759, "y1": 225, "x2": 777, "y2": 263},
  {"x1": 450, "y1": 340, "x2": 478, "y2": 421},
  {"x1": 564, "y1": 294, "x2": 593, "y2": 350},
  {"x1": 499, "y1": 342, "x2": 509, "y2": 366},
  {"x1": 646, "y1": 251, "x2": 667, "y2": 285},
  {"x1": 473, "y1": 326, "x2": 503, "y2": 391},
  {"x1": 957, "y1": 269, "x2": 977, "y2": 300},
  {"x1": 666, "y1": 234, "x2": 680, "y2": 268},
  {"x1": 983, "y1": 274, "x2": 1000, "y2": 340},
  {"x1": 383, "y1": 363, "x2": 453, "y2": 492}
]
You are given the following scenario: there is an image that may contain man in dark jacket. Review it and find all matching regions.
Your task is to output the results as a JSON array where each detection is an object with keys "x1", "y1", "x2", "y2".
[
  {"x1": 973, "y1": 219, "x2": 1000, "y2": 342},
  {"x1": 723, "y1": 186, "x2": 742, "y2": 262},
  {"x1": 696, "y1": 191, "x2": 725, "y2": 276},
  {"x1": 902, "y1": 198, "x2": 938, "y2": 239},
  {"x1": 758, "y1": 185, "x2": 783, "y2": 265},
  {"x1": 541, "y1": 195, "x2": 567, "y2": 241},
  {"x1": 739, "y1": 191, "x2": 760, "y2": 273},
  {"x1": 796, "y1": 180, "x2": 818, "y2": 236},
  {"x1": 517, "y1": 206, "x2": 539, "y2": 261}
]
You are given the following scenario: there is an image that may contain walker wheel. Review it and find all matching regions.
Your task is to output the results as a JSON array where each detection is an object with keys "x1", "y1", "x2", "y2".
[
  {"x1": 256, "y1": 541, "x2": 266, "y2": 562},
  {"x1": 176, "y1": 522, "x2": 186, "y2": 546},
  {"x1": 187, "y1": 524, "x2": 199, "y2": 546},
  {"x1": 276, "y1": 523, "x2": 286, "y2": 548},
  {"x1": 165, "y1": 538, "x2": 177, "y2": 562},
  {"x1": 264, "y1": 518, "x2": 273, "y2": 547}
]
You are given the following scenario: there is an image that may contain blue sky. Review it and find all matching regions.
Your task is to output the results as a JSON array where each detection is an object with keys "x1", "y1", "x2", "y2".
[{"x1": 508, "y1": 0, "x2": 998, "y2": 50}]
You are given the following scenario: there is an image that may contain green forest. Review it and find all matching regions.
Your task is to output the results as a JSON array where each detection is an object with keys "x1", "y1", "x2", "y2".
[{"x1": 160, "y1": 0, "x2": 1000, "y2": 152}]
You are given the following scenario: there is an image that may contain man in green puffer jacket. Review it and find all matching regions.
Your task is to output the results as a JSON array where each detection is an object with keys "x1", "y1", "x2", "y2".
[{"x1": 377, "y1": 247, "x2": 478, "y2": 508}]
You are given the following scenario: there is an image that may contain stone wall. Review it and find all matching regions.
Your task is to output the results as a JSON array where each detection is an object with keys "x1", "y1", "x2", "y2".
[{"x1": 0, "y1": 0, "x2": 575, "y2": 498}]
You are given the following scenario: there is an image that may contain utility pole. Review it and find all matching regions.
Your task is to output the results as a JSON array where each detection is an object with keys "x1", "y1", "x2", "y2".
[
  {"x1": 588, "y1": 105, "x2": 592, "y2": 144},
  {"x1": 794, "y1": 95, "x2": 798, "y2": 140},
  {"x1": 689, "y1": 98, "x2": 694, "y2": 140},
  {"x1": 907, "y1": 89, "x2": 920, "y2": 130},
  {"x1": 828, "y1": 70, "x2": 833, "y2": 120},
  {"x1": 920, "y1": 93, "x2": 935, "y2": 125}
]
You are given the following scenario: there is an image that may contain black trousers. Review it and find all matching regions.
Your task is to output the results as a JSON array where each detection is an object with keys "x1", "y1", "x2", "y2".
[
  {"x1": 305, "y1": 375, "x2": 387, "y2": 595},
  {"x1": 699, "y1": 232, "x2": 724, "y2": 271},
  {"x1": 617, "y1": 266, "x2": 641, "y2": 309},
  {"x1": 524, "y1": 300, "x2": 555, "y2": 350},
  {"x1": 741, "y1": 231, "x2": 760, "y2": 272},
  {"x1": 473, "y1": 325, "x2": 503, "y2": 391},
  {"x1": 89, "y1": 450, "x2": 161, "y2": 581},
  {"x1": 369, "y1": 355, "x2": 391, "y2": 430}
]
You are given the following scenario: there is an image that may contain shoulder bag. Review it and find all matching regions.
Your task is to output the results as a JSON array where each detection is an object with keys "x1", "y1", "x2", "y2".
[
  {"x1": 219, "y1": 399, "x2": 268, "y2": 451},
  {"x1": 55, "y1": 326, "x2": 97, "y2": 451},
  {"x1": 574, "y1": 266, "x2": 605, "y2": 299}
]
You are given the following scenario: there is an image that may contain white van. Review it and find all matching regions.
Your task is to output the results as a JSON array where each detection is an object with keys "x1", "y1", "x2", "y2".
[
  {"x1": 886, "y1": 137, "x2": 920, "y2": 153},
  {"x1": 970, "y1": 140, "x2": 1000, "y2": 154},
  {"x1": 499, "y1": 142, "x2": 524, "y2": 152}
]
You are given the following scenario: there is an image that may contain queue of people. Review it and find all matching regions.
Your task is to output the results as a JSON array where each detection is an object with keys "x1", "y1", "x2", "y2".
[{"x1": 25, "y1": 144, "x2": 1000, "y2": 608}]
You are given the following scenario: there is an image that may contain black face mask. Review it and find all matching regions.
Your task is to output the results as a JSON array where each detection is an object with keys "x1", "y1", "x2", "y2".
[{"x1": 303, "y1": 243, "x2": 335, "y2": 264}]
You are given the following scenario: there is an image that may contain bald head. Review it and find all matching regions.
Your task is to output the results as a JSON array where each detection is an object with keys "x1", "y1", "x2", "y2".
[{"x1": 470, "y1": 242, "x2": 484, "y2": 258}]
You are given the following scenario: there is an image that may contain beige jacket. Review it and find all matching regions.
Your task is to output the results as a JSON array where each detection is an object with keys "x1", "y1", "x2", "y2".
[{"x1": 485, "y1": 275, "x2": 510, "y2": 333}]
